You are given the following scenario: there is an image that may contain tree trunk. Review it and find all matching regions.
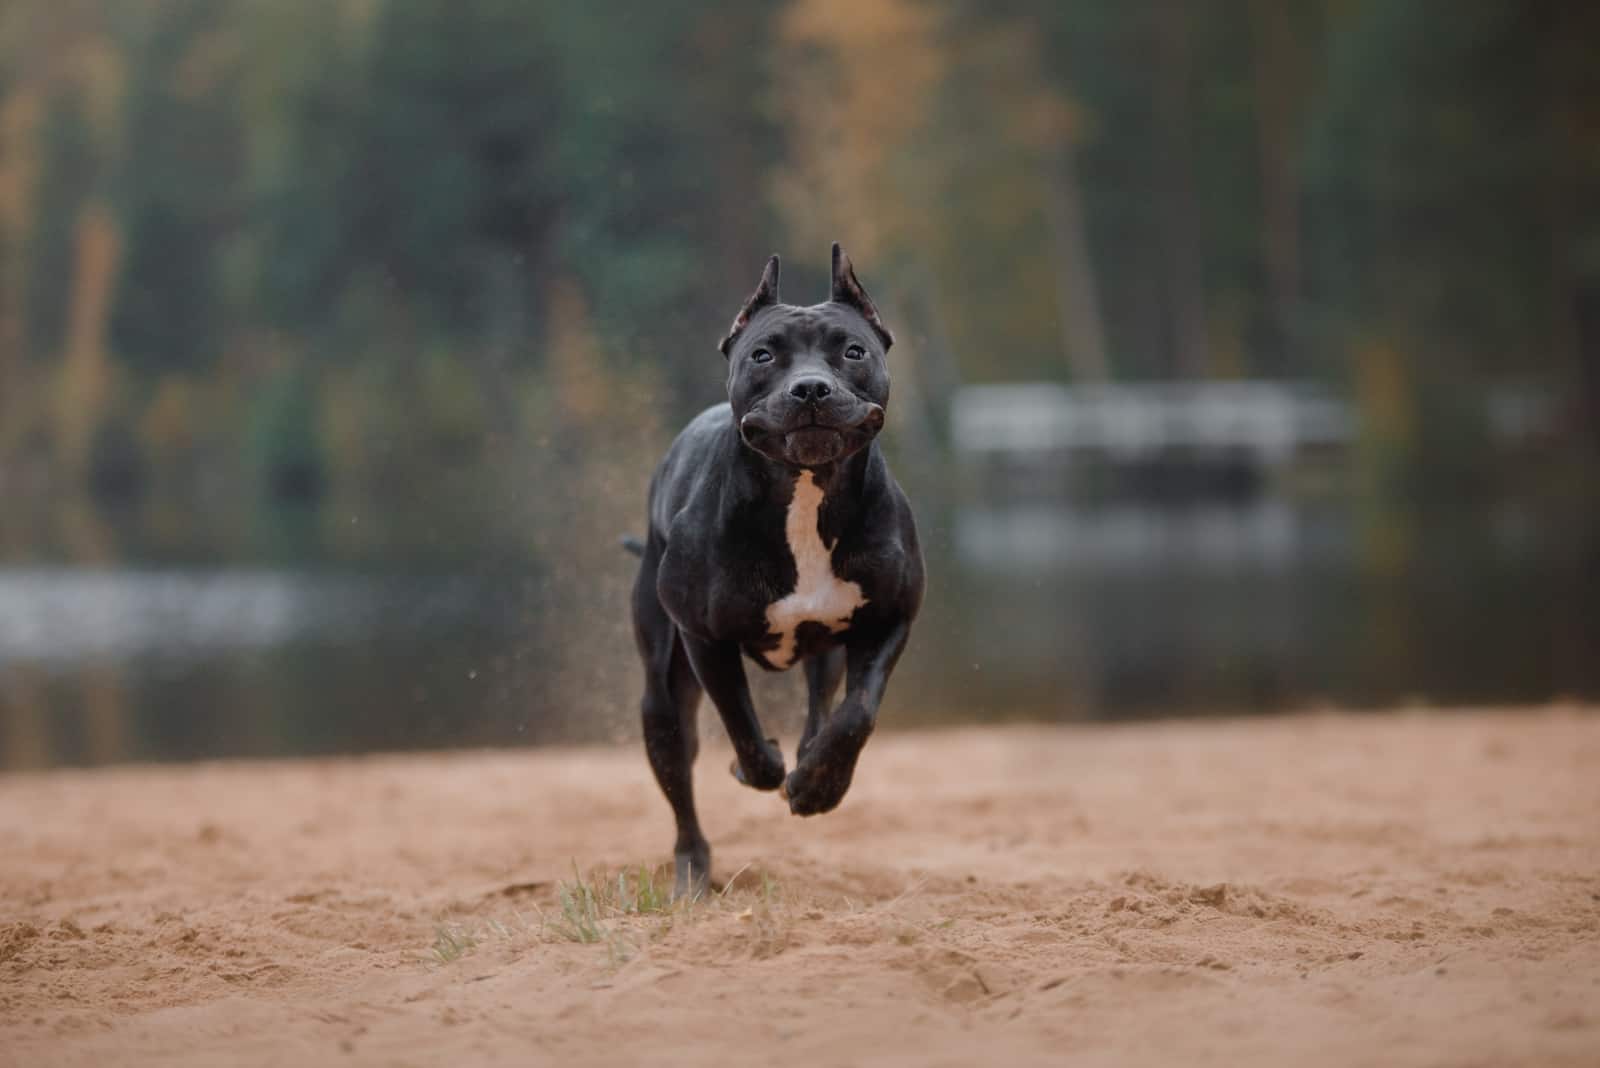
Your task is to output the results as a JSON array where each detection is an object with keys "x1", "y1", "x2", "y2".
[
  {"x1": 1152, "y1": 0, "x2": 1209, "y2": 379},
  {"x1": 1539, "y1": 1, "x2": 1600, "y2": 460},
  {"x1": 1249, "y1": 0, "x2": 1302, "y2": 376},
  {"x1": 1046, "y1": 146, "x2": 1110, "y2": 381},
  {"x1": 57, "y1": 202, "x2": 118, "y2": 479}
]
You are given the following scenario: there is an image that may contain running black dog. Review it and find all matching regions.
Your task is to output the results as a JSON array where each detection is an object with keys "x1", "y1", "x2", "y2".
[{"x1": 627, "y1": 244, "x2": 924, "y2": 897}]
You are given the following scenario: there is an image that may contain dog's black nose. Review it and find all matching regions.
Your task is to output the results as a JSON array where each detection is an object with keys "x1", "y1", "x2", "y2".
[{"x1": 788, "y1": 377, "x2": 832, "y2": 403}]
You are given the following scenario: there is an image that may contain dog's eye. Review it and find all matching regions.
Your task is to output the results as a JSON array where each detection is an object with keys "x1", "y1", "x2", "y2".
[
  {"x1": 751, "y1": 348, "x2": 773, "y2": 364},
  {"x1": 844, "y1": 344, "x2": 866, "y2": 361}
]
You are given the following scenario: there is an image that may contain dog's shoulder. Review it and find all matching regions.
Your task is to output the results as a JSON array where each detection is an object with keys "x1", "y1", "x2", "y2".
[
  {"x1": 664, "y1": 403, "x2": 735, "y2": 474},
  {"x1": 648, "y1": 403, "x2": 734, "y2": 534}
]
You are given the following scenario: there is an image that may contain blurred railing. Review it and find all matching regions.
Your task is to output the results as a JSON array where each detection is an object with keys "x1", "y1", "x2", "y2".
[{"x1": 951, "y1": 381, "x2": 1353, "y2": 498}]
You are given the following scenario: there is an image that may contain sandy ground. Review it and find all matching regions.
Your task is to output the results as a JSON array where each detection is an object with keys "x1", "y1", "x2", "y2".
[{"x1": 2, "y1": 709, "x2": 1598, "y2": 1067}]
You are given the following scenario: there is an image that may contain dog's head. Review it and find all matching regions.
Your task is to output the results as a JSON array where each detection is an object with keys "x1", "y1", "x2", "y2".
[{"x1": 719, "y1": 243, "x2": 894, "y2": 469}]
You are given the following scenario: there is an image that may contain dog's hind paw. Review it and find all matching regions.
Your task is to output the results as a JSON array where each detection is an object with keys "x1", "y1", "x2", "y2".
[{"x1": 673, "y1": 846, "x2": 711, "y2": 902}]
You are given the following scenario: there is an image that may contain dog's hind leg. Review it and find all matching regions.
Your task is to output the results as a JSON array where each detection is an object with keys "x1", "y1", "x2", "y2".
[
  {"x1": 632, "y1": 541, "x2": 709, "y2": 900},
  {"x1": 798, "y1": 646, "x2": 846, "y2": 764}
]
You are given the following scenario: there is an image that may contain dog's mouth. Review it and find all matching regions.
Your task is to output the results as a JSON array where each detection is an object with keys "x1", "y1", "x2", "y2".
[
  {"x1": 783, "y1": 426, "x2": 846, "y2": 466},
  {"x1": 739, "y1": 404, "x2": 885, "y2": 468}
]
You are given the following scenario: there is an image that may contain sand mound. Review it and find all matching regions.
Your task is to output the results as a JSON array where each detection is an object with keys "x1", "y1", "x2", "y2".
[{"x1": 2, "y1": 710, "x2": 1598, "y2": 1066}]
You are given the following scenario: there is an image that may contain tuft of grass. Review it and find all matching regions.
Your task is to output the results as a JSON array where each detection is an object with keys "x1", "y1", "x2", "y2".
[
  {"x1": 424, "y1": 863, "x2": 787, "y2": 969},
  {"x1": 546, "y1": 862, "x2": 684, "y2": 962},
  {"x1": 551, "y1": 863, "x2": 672, "y2": 941},
  {"x1": 428, "y1": 922, "x2": 481, "y2": 964},
  {"x1": 422, "y1": 910, "x2": 536, "y2": 966},
  {"x1": 555, "y1": 874, "x2": 607, "y2": 944},
  {"x1": 614, "y1": 864, "x2": 671, "y2": 915}
]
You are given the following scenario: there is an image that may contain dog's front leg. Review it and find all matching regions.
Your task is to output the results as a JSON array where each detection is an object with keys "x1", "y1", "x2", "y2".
[
  {"x1": 679, "y1": 634, "x2": 787, "y2": 791},
  {"x1": 781, "y1": 620, "x2": 911, "y2": 816}
]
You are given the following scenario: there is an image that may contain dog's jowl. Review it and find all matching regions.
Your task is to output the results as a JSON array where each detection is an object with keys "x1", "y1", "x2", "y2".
[{"x1": 627, "y1": 243, "x2": 925, "y2": 898}]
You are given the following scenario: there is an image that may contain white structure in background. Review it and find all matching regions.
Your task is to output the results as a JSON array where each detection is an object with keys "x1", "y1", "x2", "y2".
[
  {"x1": 0, "y1": 569, "x2": 477, "y2": 671},
  {"x1": 951, "y1": 381, "x2": 1355, "y2": 470},
  {"x1": 953, "y1": 500, "x2": 1322, "y2": 572},
  {"x1": 947, "y1": 379, "x2": 1559, "y2": 570}
]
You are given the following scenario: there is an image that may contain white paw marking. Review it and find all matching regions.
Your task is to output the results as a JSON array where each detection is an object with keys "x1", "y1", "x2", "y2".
[{"x1": 762, "y1": 471, "x2": 867, "y2": 670}]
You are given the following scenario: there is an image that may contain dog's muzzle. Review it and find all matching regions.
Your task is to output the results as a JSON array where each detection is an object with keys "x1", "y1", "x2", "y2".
[{"x1": 739, "y1": 403, "x2": 885, "y2": 468}]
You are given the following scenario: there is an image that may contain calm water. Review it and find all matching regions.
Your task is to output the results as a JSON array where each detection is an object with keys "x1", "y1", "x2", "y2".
[{"x1": 2, "y1": 488, "x2": 1597, "y2": 769}]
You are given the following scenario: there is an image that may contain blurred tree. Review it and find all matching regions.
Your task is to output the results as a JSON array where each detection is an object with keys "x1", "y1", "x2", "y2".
[
  {"x1": 1025, "y1": 1, "x2": 1177, "y2": 378},
  {"x1": 934, "y1": 9, "x2": 1106, "y2": 382},
  {"x1": 2, "y1": 0, "x2": 123, "y2": 459},
  {"x1": 24, "y1": 90, "x2": 95, "y2": 364},
  {"x1": 0, "y1": 71, "x2": 35, "y2": 449},
  {"x1": 1247, "y1": 0, "x2": 1309, "y2": 373},
  {"x1": 1150, "y1": 0, "x2": 1209, "y2": 377},
  {"x1": 109, "y1": 0, "x2": 246, "y2": 376},
  {"x1": 771, "y1": 0, "x2": 942, "y2": 265},
  {"x1": 239, "y1": 0, "x2": 369, "y2": 338},
  {"x1": 1306, "y1": 2, "x2": 1547, "y2": 368},
  {"x1": 246, "y1": 365, "x2": 325, "y2": 502},
  {"x1": 1536, "y1": 1, "x2": 1600, "y2": 460},
  {"x1": 353, "y1": 0, "x2": 556, "y2": 342},
  {"x1": 1304, "y1": 0, "x2": 1565, "y2": 492},
  {"x1": 56, "y1": 203, "x2": 120, "y2": 485},
  {"x1": 0, "y1": 0, "x2": 1593, "y2": 526}
]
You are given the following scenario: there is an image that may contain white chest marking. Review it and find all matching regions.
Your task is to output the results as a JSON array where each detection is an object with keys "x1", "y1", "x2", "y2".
[{"x1": 763, "y1": 471, "x2": 867, "y2": 670}]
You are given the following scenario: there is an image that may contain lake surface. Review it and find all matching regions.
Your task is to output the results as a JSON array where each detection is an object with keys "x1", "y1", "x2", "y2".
[{"x1": 2, "y1": 488, "x2": 1596, "y2": 769}]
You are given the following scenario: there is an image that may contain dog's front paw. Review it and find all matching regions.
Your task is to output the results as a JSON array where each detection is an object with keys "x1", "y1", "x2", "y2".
[
  {"x1": 781, "y1": 709, "x2": 872, "y2": 815},
  {"x1": 729, "y1": 737, "x2": 786, "y2": 791},
  {"x1": 780, "y1": 761, "x2": 852, "y2": 816},
  {"x1": 780, "y1": 753, "x2": 858, "y2": 816}
]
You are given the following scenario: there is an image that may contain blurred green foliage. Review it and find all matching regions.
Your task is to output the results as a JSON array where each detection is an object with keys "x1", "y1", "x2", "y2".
[{"x1": 0, "y1": 0, "x2": 1596, "y2": 548}]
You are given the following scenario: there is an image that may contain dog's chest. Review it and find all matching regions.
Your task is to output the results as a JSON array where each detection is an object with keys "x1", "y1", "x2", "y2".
[{"x1": 758, "y1": 471, "x2": 867, "y2": 670}]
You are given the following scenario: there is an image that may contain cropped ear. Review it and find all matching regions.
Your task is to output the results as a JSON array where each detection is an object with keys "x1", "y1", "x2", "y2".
[
  {"x1": 830, "y1": 242, "x2": 894, "y2": 349},
  {"x1": 718, "y1": 254, "x2": 781, "y2": 356}
]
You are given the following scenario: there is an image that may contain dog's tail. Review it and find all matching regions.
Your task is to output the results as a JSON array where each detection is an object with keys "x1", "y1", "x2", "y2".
[{"x1": 620, "y1": 534, "x2": 646, "y2": 558}]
